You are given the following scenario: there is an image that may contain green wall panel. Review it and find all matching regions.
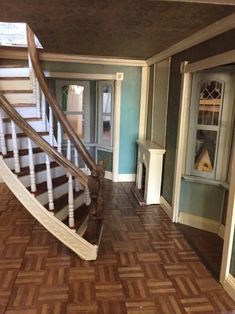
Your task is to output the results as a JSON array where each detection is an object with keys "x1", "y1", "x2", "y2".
[{"x1": 179, "y1": 180, "x2": 224, "y2": 221}]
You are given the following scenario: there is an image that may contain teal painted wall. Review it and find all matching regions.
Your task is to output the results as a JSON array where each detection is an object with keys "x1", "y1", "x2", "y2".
[
  {"x1": 179, "y1": 180, "x2": 224, "y2": 221},
  {"x1": 43, "y1": 62, "x2": 141, "y2": 174}
]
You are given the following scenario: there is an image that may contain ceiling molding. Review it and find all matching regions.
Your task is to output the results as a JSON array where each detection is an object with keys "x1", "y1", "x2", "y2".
[
  {"x1": 44, "y1": 71, "x2": 117, "y2": 81},
  {"x1": 39, "y1": 52, "x2": 146, "y2": 67},
  {"x1": 184, "y1": 49, "x2": 235, "y2": 73},
  {"x1": 0, "y1": 47, "x2": 146, "y2": 67},
  {"x1": 146, "y1": 12, "x2": 235, "y2": 65},
  {"x1": 158, "y1": 0, "x2": 235, "y2": 5}
]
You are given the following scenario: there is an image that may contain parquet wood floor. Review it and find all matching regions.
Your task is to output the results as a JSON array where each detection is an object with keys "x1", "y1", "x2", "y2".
[{"x1": 0, "y1": 181, "x2": 235, "y2": 314}]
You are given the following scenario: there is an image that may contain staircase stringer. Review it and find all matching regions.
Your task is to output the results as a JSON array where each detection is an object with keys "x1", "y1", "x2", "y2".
[{"x1": 0, "y1": 156, "x2": 98, "y2": 261}]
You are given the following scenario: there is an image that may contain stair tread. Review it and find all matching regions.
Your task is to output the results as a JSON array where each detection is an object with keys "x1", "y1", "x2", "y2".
[
  {"x1": 3, "y1": 117, "x2": 42, "y2": 122},
  {"x1": 3, "y1": 147, "x2": 43, "y2": 158},
  {"x1": 31, "y1": 175, "x2": 68, "y2": 196},
  {"x1": 12, "y1": 103, "x2": 36, "y2": 107},
  {"x1": 14, "y1": 161, "x2": 59, "y2": 177},
  {"x1": 5, "y1": 131, "x2": 49, "y2": 139},
  {"x1": 2, "y1": 90, "x2": 33, "y2": 94},
  {"x1": 46, "y1": 189, "x2": 84, "y2": 213},
  {"x1": 0, "y1": 77, "x2": 30, "y2": 80},
  {"x1": 83, "y1": 219, "x2": 103, "y2": 245},
  {"x1": 63, "y1": 204, "x2": 89, "y2": 230}
]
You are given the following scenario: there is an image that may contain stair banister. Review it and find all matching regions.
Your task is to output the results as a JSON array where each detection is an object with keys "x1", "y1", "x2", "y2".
[
  {"x1": 26, "y1": 26, "x2": 98, "y2": 175},
  {"x1": 0, "y1": 93, "x2": 88, "y2": 188}
]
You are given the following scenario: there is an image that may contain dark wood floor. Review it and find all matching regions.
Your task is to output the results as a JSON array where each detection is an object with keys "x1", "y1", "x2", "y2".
[
  {"x1": 0, "y1": 181, "x2": 235, "y2": 314},
  {"x1": 177, "y1": 224, "x2": 223, "y2": 280}
]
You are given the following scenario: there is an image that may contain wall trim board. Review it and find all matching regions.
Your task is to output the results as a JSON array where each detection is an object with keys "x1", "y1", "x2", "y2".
[
  {"x1": 118, "y1": 174, "x2": 136, "y2": 182},
  {"x1": 146, "y1": 12, "x2": 235, "y2": 66},
  {"x1": 138, "y1": 66, "x2": 149, "y2": 140},
  {"x1": 178, "y1": 211, "x2": 220, "y2": 233},
  {"x1": 105, "y1": 171, "x2": 113, "y2": 181},
  {"x1": 44, "y1": 71, "x2": 116, "y2": 81},
  {"x1": 184, "y1": 49, "x2": 235, "y2": 73},
  {"x1": 160, "y1": 196, "x2": 173, "y2": 220},
  {"x1": 0, "y1": 48, "x2": 146, "y2": 67},
  {"x1": 224, "y1": 274, "x2": 235, "y2": 301},
  {"x1": 218, "y1": 224, "x2": 226, "y2": 239}
]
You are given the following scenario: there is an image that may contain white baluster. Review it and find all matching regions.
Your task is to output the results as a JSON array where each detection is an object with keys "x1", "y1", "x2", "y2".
[
  {"x1": 67, "y1": 138, "x2": 71, "y2": 160},
  {"x1": 11, "y1": 121, "x2": 20, "y2": 173},
  {"x1": 27, "y1": 138, "x2": 36, "y2": 192},
  {"x1": 57, "y1": 121, "x2": 62, "y2": 153},
  {"x1": 46, "y1": 154, "x2": 54, "y2": 210},
  {"x1": 68, "y1": 174, "x2": 75, "y2": 228},
  {"x1": 35, "y1": 79, "x2": 41, "y2": 118},
  {"x1": 74, "y1": 149, "x2": 81, "y2": 191},
  {"x1": 49, "y1": 106, "x2": 54, "y2": 146},
  {"x1": 85, "y1": 186, "x2": 91, "y2": 206},
  {"x1": 41, "y1": 91, "x2": 47, "y2": 128},
  {"x1": 0, "y1": 110, "x2": 7, "y2": 155}
]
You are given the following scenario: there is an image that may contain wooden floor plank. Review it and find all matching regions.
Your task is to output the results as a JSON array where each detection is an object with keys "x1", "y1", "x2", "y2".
[{"x1": 0, "y1": 181, "x2": 234, "y2": 313}]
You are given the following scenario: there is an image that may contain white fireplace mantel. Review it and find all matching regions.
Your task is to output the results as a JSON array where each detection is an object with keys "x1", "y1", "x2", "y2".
[{"x1": 136, "y1": 140, "x2": 166, "y2": 205}]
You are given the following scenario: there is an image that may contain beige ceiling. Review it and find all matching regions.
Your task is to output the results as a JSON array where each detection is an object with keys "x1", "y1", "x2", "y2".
[{"x1": 0, "y1": 0, "x2": 234, "y2": 59}]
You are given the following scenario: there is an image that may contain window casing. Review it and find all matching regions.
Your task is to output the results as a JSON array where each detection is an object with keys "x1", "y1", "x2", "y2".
[{"x1": 186, "y1": 73, "x2": 235, "y2": 182}]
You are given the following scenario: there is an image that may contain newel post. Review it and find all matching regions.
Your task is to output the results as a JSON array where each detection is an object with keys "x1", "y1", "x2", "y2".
[{"x1": 86, "y1": 160, "x2": 105, "y2": 242}]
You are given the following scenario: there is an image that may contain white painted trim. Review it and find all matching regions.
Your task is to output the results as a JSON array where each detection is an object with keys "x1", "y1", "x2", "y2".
[
  {"x1": 218, "y1": 224, "x2": 225, "y2": 239},
  {"x1": 0, "y1": 48, "x2": 145, "y2": 67},
  {"x1": 160, "y1": 196, "x2": 173, "y2": 220},
  {"x1": 39, "y1": 52, "x2": 146, "y2": 67},
  {"x1": 224, "y1": 274, "x2": 235, "y2": 302},
  {"x1": 112, "y1": 74, "x2": 123, "y2": 182},
  {"x1": 184, "y1": 49, "x2": 235, "y2": 73},
  {"x1": 138, "y1": 66, "x2": 149, "y2": 140},
  {"x1": 146, "y1": 12, "x2": 235, "y2": 65},
  {"x1": 44, "y1": 71, "x2": 116, "y2": 81},
  {"x1": 105, "y1": 171, "x2": 113, "y2": 180},
  {"x1": 172, "y1": 63, "x2": 191, "y2": 223},
  {"x1": 0, "y1": 175, "x2": 4, "y2": 183},
  {"x1": 220, "y1": 142, "x2": 235, "y2": 284},
  {"x1": 178, "y1": 212, "x2": 220, "y2": 233},
  {"x1": 118, "y1": 174, "x2": 136, "y2": 182}
]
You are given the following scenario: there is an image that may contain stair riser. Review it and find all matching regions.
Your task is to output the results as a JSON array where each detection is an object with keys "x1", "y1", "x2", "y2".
[
  {"x1": 4, "y1": 93, "x2": 35, "y2": 104},
  {"x1": 20, "y1": 167, "x2": 66, "y2": 187},
  {"x1": 6, "y1": 135, "x2": 50, "y2": 150},
  {"x1": 4, "y1": 120, "x2": 47, "y2": 133},
  {"x1": 55, "y1": 193, "x2": 85, "y2": 221},
  {"x1": 14, "y1": 107, "x2": 38, "y2": 118},
  {"x1": 36, "y1": 182, "x2": 69, "y2": 206},
  {"x1": 4, "y1": 152, "x2": 47, "y2": 169},
  {"x1": 0, "y1": 79, "x2": 31, "y2": 90},
  {"x1": 0, "y1": 68, "x2": 29, "y2": 77}
]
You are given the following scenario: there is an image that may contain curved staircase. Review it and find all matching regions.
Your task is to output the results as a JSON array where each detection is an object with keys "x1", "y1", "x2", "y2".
[{"x1": 0, "y1": 28, "x2": 104, "y2": 261}]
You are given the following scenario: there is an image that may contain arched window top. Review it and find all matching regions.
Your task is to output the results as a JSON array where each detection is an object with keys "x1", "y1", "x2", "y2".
[{"x1": 198, "y1": 80, "x2": 224, "y2": 126}]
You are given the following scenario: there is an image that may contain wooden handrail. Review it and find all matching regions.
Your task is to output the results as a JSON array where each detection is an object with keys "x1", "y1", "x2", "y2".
[
  {"x1": 0, "y1": 93, "x2": 88, "y2": 187},
  {"x1": 26, "y1": 26, "x2": 98, "y2": 175}
]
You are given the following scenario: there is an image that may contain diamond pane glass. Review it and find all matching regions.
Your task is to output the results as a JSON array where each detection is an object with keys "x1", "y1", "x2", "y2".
[
  {"x1": 198, "y1": 81, "x2": 222, "y2": 126},
  {"x1": 194, "y1": 130, "x2": 217, "y2": 172}
]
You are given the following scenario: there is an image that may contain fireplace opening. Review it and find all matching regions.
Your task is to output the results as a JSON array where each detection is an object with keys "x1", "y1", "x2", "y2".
[{"x1": 141, "y1": 163, "x2": 146, "y2": 197}]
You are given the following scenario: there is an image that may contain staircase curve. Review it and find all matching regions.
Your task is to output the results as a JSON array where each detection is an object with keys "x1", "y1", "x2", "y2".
[{"x1": 0, "y1": 26, "x2": 104, "y2": 261}]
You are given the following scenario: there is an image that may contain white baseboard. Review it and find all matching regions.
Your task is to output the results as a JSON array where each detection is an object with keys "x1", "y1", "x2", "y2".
[
  {"x1": 160, "y1": 196, "x2": 173, "y2": 220},
  {"x1": 218, "y1": 224, "x2": 225, "y2": 239},
  {"x1": 118, "y1": 174, "x2": 136, "y2": 182},
  {"x1": 178, "y1": 211, "x2": 220, "y2": 234},
  {"x1": 224, "y1": 274, "x2": 235, "y2": 302},
  {"x1": 0, "y1": 175, "x2": 4, "y2": 183},
  {"x1": 104, "y1": 171, "x2": 112, "y2": 180}
]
